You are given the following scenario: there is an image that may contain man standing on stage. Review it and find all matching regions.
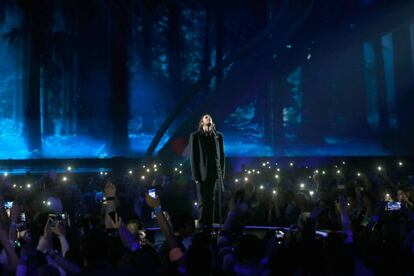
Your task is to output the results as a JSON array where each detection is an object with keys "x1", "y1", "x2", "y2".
[{"x1": 189, "y1": 114, "x2": 225, "y2": 229}]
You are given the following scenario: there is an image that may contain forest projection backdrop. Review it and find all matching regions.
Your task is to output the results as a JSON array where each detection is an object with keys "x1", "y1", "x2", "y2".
[{"x1": 0, "y1": 0, "x2": 414, "y2": 159}]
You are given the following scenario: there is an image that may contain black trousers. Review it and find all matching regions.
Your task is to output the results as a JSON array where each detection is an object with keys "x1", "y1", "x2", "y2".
[{"x1": 196, "y1": 174, "x2": 217, "y2": 228}]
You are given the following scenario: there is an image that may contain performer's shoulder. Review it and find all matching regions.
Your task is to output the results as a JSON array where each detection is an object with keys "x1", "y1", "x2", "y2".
[{"x1": 190, "y1": 130, "x2": 200, "y2": 137}]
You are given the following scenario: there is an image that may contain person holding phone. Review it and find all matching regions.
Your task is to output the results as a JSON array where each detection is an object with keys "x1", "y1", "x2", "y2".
[
  {"x1": 189, "y1": 114, "x2": 225, "y2": 229},
  {"x1": 397, "y1": 185, "x2": 413, "y2": 211}
]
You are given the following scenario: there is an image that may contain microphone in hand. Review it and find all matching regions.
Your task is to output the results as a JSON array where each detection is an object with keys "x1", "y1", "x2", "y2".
[{"x1": 211, "y1": 124, "x2": 217, "y2": 135}]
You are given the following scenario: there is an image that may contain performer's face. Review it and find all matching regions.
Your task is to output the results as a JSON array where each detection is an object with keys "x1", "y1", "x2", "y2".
[{"x1": 202, "y1": 115, "x2": 213, "y2": 126}]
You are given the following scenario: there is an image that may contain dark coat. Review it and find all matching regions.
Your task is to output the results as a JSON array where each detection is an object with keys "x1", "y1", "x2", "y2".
[{"x1": 189, "y1": 130, "x2": 225, "y2": 182}]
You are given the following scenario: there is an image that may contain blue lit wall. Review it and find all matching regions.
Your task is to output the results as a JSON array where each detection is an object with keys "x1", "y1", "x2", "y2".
[{"x1": 0, "y1": 3, "x2": 413, "y2": 159}]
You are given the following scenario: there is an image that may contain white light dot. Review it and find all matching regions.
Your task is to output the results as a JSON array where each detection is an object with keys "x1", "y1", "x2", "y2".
[
  {"x1": 194, "y1": 202, "x2": 198, "y2": 206},
  {"x1": 272, "y1": 190, "x2": 277, "y2": 195},
  {"x1": 322, "y1": 171, "x2": 326, "y2": 175},
  {"x1": 179, "y1": 170, "x2": 182, "y2": 174},
  {"x1": 398, "y1": 161, "x2": 403, "y2": 167},
  {"x1": 129, "y1": 170, "x2": 133, "y2": 174},
  {"x1": 154, "y1": 168, "x2": 158, "y2": 172},
  {"x1": 336, "y1": 170, "x2": 341, "y2": 174},
  {"x1": 248, "y1": 170, "x2": 251, "y2": 174},
  {"x1": 300, "y1": 183, "x2": 305, "y2": 188},
  {"x1": 13, "y1": 184, "x2": 16, "y2": 188},
  {"x1": 357, "y1": 172, "x2": 361, "y2": 177},
  {"x1": 310, "y1": 190, "x2": 314, "y2": 196},
  {"x1": 244, "y1": 177, "x2": 249, "y2": 182},
  {"x1": 146, "y1": 169, "x2": 150, "y2": 173},
  {"x1": 153, "y1": 164, "x2": 157, "y2": 168},
  {"x1": 290, "y1": 162, "x2": 294, "y2": 167},
  {"x1": 377, "y1": 166, "x2": 382, "y2": 171},
  {"x1": 257, "y1": 171, "x2": 260, "y2": 174},
  {"x1": 262, "y1": 163, "x2": 266, "y2": 167},
  {"x1": 100, "y1": 172, "x2": 104, "y2": 175},
  {"x1": 67, "y1": 166, "x2": 72, "y2": 171},
  {"x1": 47, "y1": 201, "x2": 51, "y2": 206},
  {"x1": 174, "y1": 168, "x2": 178, "y2": 171},
  {"x1": 275, "y1": 174, "x2": 279, "y2": 179},
  {"x1": 4, "y1": 172, "x2": 8, "y2": 176},
  {"x1": 62, "y1": 177, "x2": 67, "y2": 182},
  {"x1": 260, "y1": 185, "x2": 264, "y2": 190},
  {"x1": 277, "y1": 168, "x2": 280, "y2": 172},
  {"x1": 141, "y1": 175, "x2": 145, "y2": 179},
  {"x1": 315, "y1": 170, "x2": 319, "y2": 174},
  {"x1": 179, "y1": 163, "x2": 183, "y2": 167},
  {"x1": 104, "y1": 172, "x2": 108, "y2": 175},
  {"x1": 342, "y1": 161, "x2": 346, "y2": 165},
  {"x1": 27, "y1": 184, "x2": 31, "y2": 188},
  {"x1": 235, "y1": 179, "x2": 239, "y2": 183}
]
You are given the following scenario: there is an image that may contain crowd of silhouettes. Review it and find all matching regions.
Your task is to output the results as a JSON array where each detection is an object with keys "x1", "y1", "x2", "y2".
[{"x1": 0, "y1": 160, "x2": 413, "y2": 275}]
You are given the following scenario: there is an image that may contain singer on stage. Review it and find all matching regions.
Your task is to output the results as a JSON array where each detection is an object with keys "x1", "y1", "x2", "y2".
[{"x1": 189, "y1": 114, "x2": 225, "y2": 229}]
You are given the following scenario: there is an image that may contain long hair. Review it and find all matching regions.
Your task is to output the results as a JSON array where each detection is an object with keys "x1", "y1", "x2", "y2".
[{"x1": 198, "y1": 114, "x2": 214, "y2": 131}]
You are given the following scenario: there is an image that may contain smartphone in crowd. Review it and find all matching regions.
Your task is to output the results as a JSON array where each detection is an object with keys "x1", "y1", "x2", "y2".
[
  {"x1": 148, "y1": 188, "x2": 157, "y2": 199},
  {"x1": 148, "y1": 188, "x2": 158, "y2": 219},
  {"x1": 48, "y1": 213, "x2": 66, "y2": 227},
  {"x1": 4, "y1": 201, "x2": 13, "y2": 217},
  {"x1": 385, "y1": 201, "x2": 401, "y2": 211},
  {"x1": 275, "y1": 230, "x2": 285, "y2": 239},
  {"x1": 20, "y1": 212, "x2": 26, "y2": 222},
  {"x1": 4, "y1": 201, "x2": 13, "y2": 209}
]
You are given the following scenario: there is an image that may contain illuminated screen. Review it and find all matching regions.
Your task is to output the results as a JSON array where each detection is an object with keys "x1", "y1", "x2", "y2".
[{"x1": 0, "y1": 3, "x2": 413, "y2": 159}]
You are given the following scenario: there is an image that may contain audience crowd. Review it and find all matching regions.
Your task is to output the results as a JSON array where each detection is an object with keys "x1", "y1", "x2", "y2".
[{"x1": 0, "y1": 160, "x2": 413, "y2": 275}]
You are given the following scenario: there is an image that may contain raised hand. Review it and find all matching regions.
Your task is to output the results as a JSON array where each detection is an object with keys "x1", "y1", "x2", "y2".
[
  {"x1": 105, "y1": 212, "x2": 122, "y2": 229},
  {"x1": 51, "y1": 220, "x2": 66, "y2": 237},
  {"x1": 145, "y1": 194, "x2": 161, "y2": 209},
  {"x1": 112, "y1": 213, "x2": 122, "y2": 229},
  {"x1": 43, "y1": 218, "x2": 53, "y2": 240}
]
